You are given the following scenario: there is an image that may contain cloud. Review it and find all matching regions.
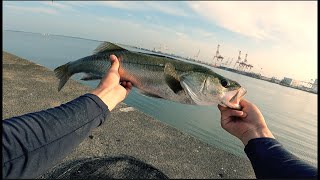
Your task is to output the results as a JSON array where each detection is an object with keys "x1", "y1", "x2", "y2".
[
  {"x1": 191, "y1": 28, "x2": 216, "y2": 39},
  {"x1": 97, "y1": 16, "x2": 142, "y2": 29},
  {"x1": 187, "y1": 1, "x2": 317, "y2": 80},
  {"x1": 145, "y1": 15, "x2": 152, "y2": 21},
  {"x1": 99, "y1": 1, "x2": 144, "y2": 10},
  {"x1": 97, "y1": 1, "x2": 188, "y2": 17},
  {"x1": 41, "y1": 1, "x2": 76, "y2": 11},
  {"x1": 175, "y1": 32, "x2": 184, "y2": 37},
  {"x1": 188, "y1": 1, "x2": 317, "y2": 43},
  {"x1": 144, "y1": 2, "x2": 188, "y2": 17},
  {"x1": 5, "y1": 4, "x2": 58, "y2": 15},
  {"x1": 59, "y1": 1, "x2": 92, "y2": 8}
]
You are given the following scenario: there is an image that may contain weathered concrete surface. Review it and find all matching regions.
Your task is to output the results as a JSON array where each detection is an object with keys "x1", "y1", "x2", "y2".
[{"x1": 2, "y1": 51, "x2": 256, "y2": 179}]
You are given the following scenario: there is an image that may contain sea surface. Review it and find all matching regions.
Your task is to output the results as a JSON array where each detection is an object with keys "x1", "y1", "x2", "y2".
[{"x1": 3, "y1": 30, "x2": 318, "y2": 166}]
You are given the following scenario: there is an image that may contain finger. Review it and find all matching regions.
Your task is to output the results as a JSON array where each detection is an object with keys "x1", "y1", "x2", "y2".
[
  {"x1": 121, "y1": 81, "x2": 132, "y2": 88},
  {"x1": 218, "y1": 104, "x2": 228, "y2": 111},
  {"x1": 229, "y1": 110, "x2": 246, "y2": 117},
  {"x1": 109, "y1": 54, "x2": 117, "y2": 63},
  {"x1": 121, "y1": 81, "x2": 131, "y2": 87},
  {"x1": 109, "y1": 55, "x2": 120, "y2": 71},
  {"x1": 119, "y1": 81, "x2": 132, "y2": 92},
  {"x1": 125, "y1": 87, "x2": 132, "y2": 95},
  {"x1": 221, "y1": 109, "x2": 245, "y2": 120},
  {"x1": 127, "y1": 82, "x2": 132, "y2": 89},
  {"x1": 120, "y1": 83, "x2": 131, "y2": 96},
  {"x1": 239, "y1": 98, "x2": 250, "y2": 107}
]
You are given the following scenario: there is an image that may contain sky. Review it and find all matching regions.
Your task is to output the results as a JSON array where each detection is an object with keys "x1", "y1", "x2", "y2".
[{"x1": 3, "y1": 1, "x2": 318, "y2": 82}]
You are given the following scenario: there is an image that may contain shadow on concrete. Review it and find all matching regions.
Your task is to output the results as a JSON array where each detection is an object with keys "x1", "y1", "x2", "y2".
[{"x1": 38, "y1": 155, "x2": 169, "y2": 179}]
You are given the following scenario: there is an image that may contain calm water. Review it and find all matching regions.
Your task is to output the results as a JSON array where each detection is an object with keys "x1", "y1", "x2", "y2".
[{"x1": 3, "y1": 30, "x2": 317, "y2": 166}]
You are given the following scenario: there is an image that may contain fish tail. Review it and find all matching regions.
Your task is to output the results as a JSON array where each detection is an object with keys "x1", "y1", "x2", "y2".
[{"x1": 54, "y1": 62, "x2": 71, "y2": 91}]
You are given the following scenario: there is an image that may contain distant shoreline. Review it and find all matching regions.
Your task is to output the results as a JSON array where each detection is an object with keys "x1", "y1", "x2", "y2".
[
  {"x1": 215, "y1": 66, "x2": 317, "y2": 95},
  {"x1": 4, "y1": 29, "x2": 102, "y2": 43},
  {"x1": 5, "y1": 29, "x2": 316, "y2": 95}
]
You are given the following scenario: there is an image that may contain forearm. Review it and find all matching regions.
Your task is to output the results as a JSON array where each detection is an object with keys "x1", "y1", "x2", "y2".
[
  {"x1": 2, "y1": 93, "x2": 109, "y2": 179},
  {"x1": 245, "y1": 138, "x2": 317, "y2": 178}
]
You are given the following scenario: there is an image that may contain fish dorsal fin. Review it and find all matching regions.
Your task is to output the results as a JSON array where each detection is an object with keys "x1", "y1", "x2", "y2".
[
  {"x1": 93, "y1": 41, "x2": 125, "y2": 54},
  {"x1": 164, "y1": 63, "x2": 183, "y2": 94}
]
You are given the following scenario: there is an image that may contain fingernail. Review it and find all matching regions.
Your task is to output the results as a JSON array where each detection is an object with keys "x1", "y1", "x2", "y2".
[{"x1": 242, "y1": 112, "x2": 247, "y2": 117}]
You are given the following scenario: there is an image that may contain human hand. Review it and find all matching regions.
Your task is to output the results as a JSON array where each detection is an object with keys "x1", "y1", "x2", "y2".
[
  {"x1": 91, "y1": 55, "x2": 132, "y2": 111},
  {"x1": 218, "y1": 99, "x2": 274, "y2": 145}
]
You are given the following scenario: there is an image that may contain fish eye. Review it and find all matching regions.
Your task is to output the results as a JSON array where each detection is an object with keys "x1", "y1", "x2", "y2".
[{"x1": 220, "y1": 79, "x2": 229, "y2": 87}]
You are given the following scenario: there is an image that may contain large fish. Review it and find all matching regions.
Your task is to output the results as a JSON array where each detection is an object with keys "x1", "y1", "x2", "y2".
[{"x1": 54, "y1": 41, "x2": 246, "y2": 109}]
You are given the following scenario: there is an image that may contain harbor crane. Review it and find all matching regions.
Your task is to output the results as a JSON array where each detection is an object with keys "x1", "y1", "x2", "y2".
[
  {"x1": 228, "y1": 58, "x2": 234, "y2": 67},
  {"x1": 234, "y1": 50, "x2": 241, "y2": 69},
  {"x1": 194, "y1": 49, "x2": 200, "y2": 59},
  {"x1": 241, "y1": 53, "x2": 248, "y2": 71},
  {"x1": 223, "y1": 57, "x2": 229, "y2": 67},
  {"x1": 212, "y1": 44, "x2": 224, "y2": 66},
  {"x1": 244, "y1": 53, "x2": 248, "y2": 63}
]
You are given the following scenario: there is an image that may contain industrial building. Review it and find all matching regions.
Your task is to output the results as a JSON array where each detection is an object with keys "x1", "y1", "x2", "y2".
[
  {"x1": 312, "y1": 79, "x2": 318, "y2": 93},
  {"x1": 280, "y1": 77, "x2": 293, "y2": 86}
]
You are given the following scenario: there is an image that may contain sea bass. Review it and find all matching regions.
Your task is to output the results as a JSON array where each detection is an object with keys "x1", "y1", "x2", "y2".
[{"x1": 54, "y1": 41, "x2": 246, "y2": 109}]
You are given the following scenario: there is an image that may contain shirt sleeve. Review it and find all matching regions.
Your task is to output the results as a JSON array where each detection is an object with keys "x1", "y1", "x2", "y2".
[
  {"x1": 244, "y1": 137, "x2": 318, "y2": 179},
  {"x1": 2, "y1": 93, "x2": 110, "y2": 179}
]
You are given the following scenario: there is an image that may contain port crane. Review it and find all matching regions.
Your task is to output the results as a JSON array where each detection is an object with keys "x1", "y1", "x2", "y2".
[
  {"x1": 247, "y1": 64, "x2": 253, "y2": 72},
  {"x1": 223, "y1": 57, "x2": 229, "y2": 67},
  {"x1": 228, "y1": 58, "x2": 234, "y2": 67},
  {"x1": 234, "y1": 50, "x2": 241, "y2": 69},
  {"x1": 244, "y1": 53, "x2": 248, "y2": 63},
  {"x1": 241, "y1": 53, "x2": 248, "y2": 71},
  {"x1": 212, "y1": 44, "x2": 224, "y2": 66},
  {"x1": 194, "y1": 49, "x2": 200, "y2": 59}
]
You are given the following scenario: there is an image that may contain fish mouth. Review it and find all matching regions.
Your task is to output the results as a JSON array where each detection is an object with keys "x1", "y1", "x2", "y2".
[{"x1": 220, "y1": 87, "x2": 247, "y2": 110}]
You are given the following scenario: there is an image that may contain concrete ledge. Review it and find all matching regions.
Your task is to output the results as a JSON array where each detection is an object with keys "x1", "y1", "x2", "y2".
[{"x1": 2, "y1": 51, "x2": 255, "y2": 179}]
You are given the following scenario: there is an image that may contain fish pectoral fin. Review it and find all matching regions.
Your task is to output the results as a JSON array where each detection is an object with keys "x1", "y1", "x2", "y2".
[
  {"x1": 165, "y1": 75, "x2": 183, "y2": 94},
  {"x1": 80, "y1": 73, "x2": 102, "y2": 81},
  {"x1": 93, "y1": 41, "x2": 125, "y2": 54},
  {"x1": 164, "y1": 63, "x2": 183, "y2": 94},
  {"x1": 139, "y1": 91, "x2": 163, "y2": 99}
]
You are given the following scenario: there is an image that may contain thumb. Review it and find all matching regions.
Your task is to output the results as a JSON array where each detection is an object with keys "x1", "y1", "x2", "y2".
[
  {"x1": 109, "y1": 54, "x2": 120, "y2": 71},
  {"x1": 240, "y1": 98, "x2": 250, "y2": 107}
]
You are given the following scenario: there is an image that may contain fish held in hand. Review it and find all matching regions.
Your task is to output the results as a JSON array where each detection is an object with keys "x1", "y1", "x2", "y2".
[{"x1": 54, "y1": 41, "x2": 246, "y2": 109}]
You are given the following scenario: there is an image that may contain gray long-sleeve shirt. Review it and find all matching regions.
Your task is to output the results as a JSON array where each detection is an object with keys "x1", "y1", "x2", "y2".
[{"x1": 3, "y1": 94, "x2": 109, "y2": 179}]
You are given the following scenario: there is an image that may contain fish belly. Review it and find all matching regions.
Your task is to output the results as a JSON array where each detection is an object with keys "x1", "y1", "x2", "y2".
[{"x1": 121, "y1": 63, "x2": 192, "y2": 104}]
